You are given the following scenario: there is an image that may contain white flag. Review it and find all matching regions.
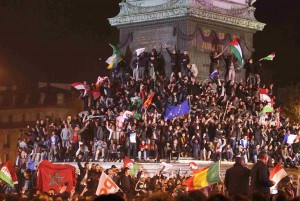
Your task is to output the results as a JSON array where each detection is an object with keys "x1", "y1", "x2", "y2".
[
  {"x1": 96, "y1": 172, "x2": 120, "y2": 196},
  {"x1": 106, "y1": 54, "x2": 116, "y2": 65},
  {"x1": 136, "y1": 48, "x2": 145, "y2": 56}
]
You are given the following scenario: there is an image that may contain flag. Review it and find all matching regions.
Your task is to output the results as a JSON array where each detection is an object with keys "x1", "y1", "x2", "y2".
[
  {"x1": 287, "y1": 134, "x2": 297, "y2": 144},
  {"x1": 259, "y1": 88, "x2": 268, "y2": 94},
  {"x1": 229, "y1": 37, "x2": 243, "y2": 63},
  {"x1": 123, "y1": 156, "x2": 140, "y2": 176},
  {"x1": 182, "y1": 161, "x2": 222, "y2": 190},
  {"x1": 90, "y1": 90, "x2": 101, "y2": 100},
  {"x1": 96, "y1": 172, "x2": 120, "y2": 196},
  {"x1": 130, "y1": 97, "x2": 142, "y2": 107},
  {"x1": 136, "y1": 48, "x2": 145, "y2": 56},
  {"x1": 109, "y1": 44, "x2": 123, "y2": 68},
  {"x1": 164, "y1": 99, "x2": 190, "y2": 120},
  {"x1": 260, "y1": 94, "x2": 271, "y2": 102},
  {"x1": 124, "y1": 156, "x2": 135, "y2": 169},
  {"x1": 260, "y1": 105, "x2": 274, "y2": 115},
  {"x1": 260, "y1": 52, "x2": 276, "y2": 61},
  {"x1": 133, "y1": 112, "x2": 142, "y2": 120},
  {"x1": 106, "y1": 55, "x2": 117, "y2": 69},
  {"x1": 129, "y1": 164, "x2": 140, "y2": 176},
  {"x1": 188, "y1": 162, "x2": 198, "y2": 170},
  {"x1": 0, "y1": 161, "x2": 17, "y2": 187},
  {"x1": 27, "y1": 161, "x2": 36, "y2": 171},
  {"x1": 270, "y1": 163, "x2": 288, "y2": 190},
  {"x1": 209, "y1": 70, "x2": 219, "y2": 79},
  {"x1": 142, "y1": 93, "x2": 155, "y2": 108},
  {"x1": 109, "y1": 44, "x2": 123, "y2": 58},
  {"x1": 37, "y1": 160, "x2": 76, "y2": 193},
  {"x1": 70, "y1": 82, "x2": 85, "y2": 90}
]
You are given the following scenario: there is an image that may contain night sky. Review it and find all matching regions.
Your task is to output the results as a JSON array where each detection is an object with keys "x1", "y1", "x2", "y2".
[{"x1": 0, "y1": 0, "x2": 299, "y2": 86}]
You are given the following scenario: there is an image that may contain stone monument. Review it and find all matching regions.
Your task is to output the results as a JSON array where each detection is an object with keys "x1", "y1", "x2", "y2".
[{"x1": 109, "y1": 0, "x2": 265, "y2": 81}]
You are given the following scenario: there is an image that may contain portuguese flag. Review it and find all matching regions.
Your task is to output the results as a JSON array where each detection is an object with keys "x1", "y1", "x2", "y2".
[
  {"x1": 229, "y1": 37, "x2": 243, "y2": 63},
  {"x1": 183, "y1": 161, "x2": 222, "y2": 190}
]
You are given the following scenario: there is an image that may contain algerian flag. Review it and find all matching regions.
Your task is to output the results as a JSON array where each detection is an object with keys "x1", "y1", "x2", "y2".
[
  {"x1": 0, "y1": 162, "x2": 17, "y2": 187},
  {"x1": 130, "y1": 97, "x2": 142, "y2": 107},
  {"x1": 129, "y1": 164, "x2": 141, "y2": 176},
  {"x1": 229, "y1": 37, "x2": 243, "y2": 63},
  {"x1": 136, "y1": 48, "x2": 145, "y2": 56},
  {"x1": 260, "y1": 105, "x2": 274, "y2": 115},
  {"x1": 133, "y1": 112, "x2": 142, "y2": 120},
  {"x1": 259, "y1": 52, "x2": 276, "y2": 61}
]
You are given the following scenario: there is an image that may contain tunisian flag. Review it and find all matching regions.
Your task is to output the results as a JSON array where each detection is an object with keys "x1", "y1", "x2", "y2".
[{"x1": 37, "y1": 160, "x2": 76, "y2": 193}]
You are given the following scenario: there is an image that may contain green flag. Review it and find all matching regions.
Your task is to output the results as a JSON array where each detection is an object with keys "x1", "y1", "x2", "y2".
[
  {"x1": 260, "y1": 106, "x2": 274, "y2": 115},
  {"x1": 129, "y1": 164, "x2": 140, "y2": 176},
  {"x1": 133, "y1": 112, "x2": 142, "y2": 120}
]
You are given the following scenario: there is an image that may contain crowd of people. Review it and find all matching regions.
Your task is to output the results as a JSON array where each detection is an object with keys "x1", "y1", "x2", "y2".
[{"x1": 1, "y1": 45, "x2": 300, "y2": 200}]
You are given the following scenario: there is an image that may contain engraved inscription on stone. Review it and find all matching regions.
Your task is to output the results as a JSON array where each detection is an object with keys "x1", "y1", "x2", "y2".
[{"x1": 134, "y1": 26, "x2": 176, "y2": 51}]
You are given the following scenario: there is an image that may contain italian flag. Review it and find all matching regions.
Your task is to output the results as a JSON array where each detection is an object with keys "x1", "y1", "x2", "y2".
[
  {"x1": 183, "y1": 161, "x2": 222, "y2": 190},
  {"x1": 0, "y1": 161, "x2": 18, "y2": 187},
  {"x1": 229, "y1": 37, "x2": 243, "y2": 63},
  {"x1": 270, "y1": 163, "x2": 287, "y2": 190},
  {"x1": 260, "y1": 52, "x2": 276, "y2": 61}
]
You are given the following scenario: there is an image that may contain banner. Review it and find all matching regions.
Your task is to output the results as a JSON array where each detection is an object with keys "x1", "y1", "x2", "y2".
[
  {"x1": 96, "y1": 172, "x2": 120, "y2": 196},
  {"x1": 37, "y1": 160, "x2": 76, "y2": 193}
]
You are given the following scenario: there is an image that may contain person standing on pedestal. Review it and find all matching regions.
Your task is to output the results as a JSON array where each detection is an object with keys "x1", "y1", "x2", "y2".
[
  {"x1": 165, "y1": 44, "x2": 179, "y2": 78},
  {"x1": 179, "y1": 50, "x2": 190, "y2": 77},
  {"x1": 224, "y1": 53, "x2": 238, "y2": 83},
  {"x1": 138, "y1": 52, "x2": 147, "y2": 80},
  {"x1": 132, "y1": 56, "x2": 139, "y2": 81}
]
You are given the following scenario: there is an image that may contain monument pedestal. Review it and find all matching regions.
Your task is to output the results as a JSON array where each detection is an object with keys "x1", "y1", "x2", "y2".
[{"x1": 109, "y1": 0, "x2": 265, "y2": 81}]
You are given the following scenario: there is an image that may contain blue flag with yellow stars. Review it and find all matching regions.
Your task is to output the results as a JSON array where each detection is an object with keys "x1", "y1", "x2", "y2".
[{"x1": 164, "y1": 99, "x2": 190, "y2": 120}]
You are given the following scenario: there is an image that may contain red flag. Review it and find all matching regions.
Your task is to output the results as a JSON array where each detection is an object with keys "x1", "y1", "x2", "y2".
[
  {"x1": 259, "y1": 88, "x2": 268, "y2": 95},
  {"x1": 142, "y1": 93, "x2": 155, "y2": 109},
  {"x1": 89, "y1": 90, "x2": 101, "y2": 100},
  {"x1": 37, "y1": 160, "x2": 76, "y2": 193},
  {"x1": 123, "y1": 156, "x2": 135, "y2": 168}
]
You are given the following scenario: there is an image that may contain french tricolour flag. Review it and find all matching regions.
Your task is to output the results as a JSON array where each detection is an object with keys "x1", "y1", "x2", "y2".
[
  {"x1": 70, "y1": 82, "x2": 85, "y2": 90},
  {"x1": 209, "y1": 70, "x2": 219, "y2": 79}
]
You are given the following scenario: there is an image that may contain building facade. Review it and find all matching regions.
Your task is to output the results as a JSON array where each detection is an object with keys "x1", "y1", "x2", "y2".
[{"x1": 0, "y1": 82, "x2": 80, "y2": 162}]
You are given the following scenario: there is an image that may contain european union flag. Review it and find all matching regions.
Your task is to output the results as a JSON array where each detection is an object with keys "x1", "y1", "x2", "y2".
[{"x1": 164, "y1": 99, "x2": 190, "y2": 120}]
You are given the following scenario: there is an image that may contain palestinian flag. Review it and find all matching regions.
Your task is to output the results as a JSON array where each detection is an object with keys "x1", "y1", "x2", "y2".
[
  {"x1": 142, "y1": 93, "x2": 155, "y2": 109},
  {"x1": 70, "y1": 82, "x2": 85, "y2": 90},
  {"x1": 182, "y1": 161, "x2": 222, "y2": 190},
  {"x1": 270, "y1": 163, "x2": 287, "y2": 190},
  {"x1": 229, "y1": 37, "x2": 243, "y2": 63},
  {"x1": 0, "y1": 161, "x2": 18, "y2": 187},
  {"x1": 260, "y1": 52, "x2": 276, "y2": 61}
]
